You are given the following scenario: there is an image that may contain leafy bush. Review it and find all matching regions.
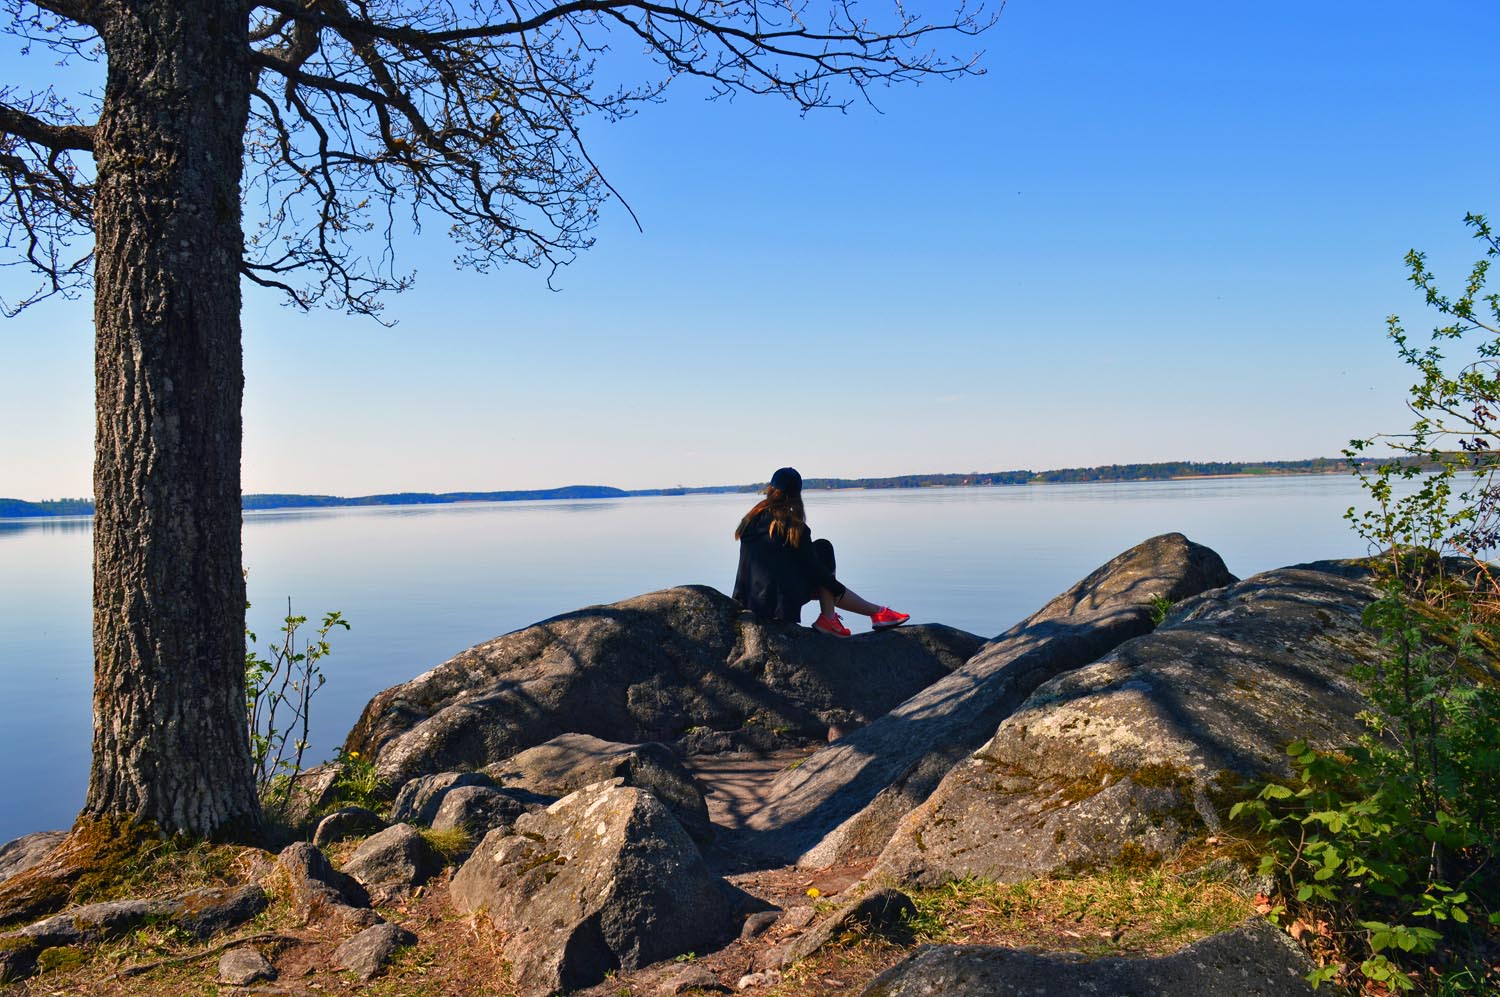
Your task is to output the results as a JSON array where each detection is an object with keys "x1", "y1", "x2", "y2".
[
  {"x1": 246, "y1": 599, "x2": 349, "y2": 815},
  {"x1": 1232, "y1": 591, "x2": 1500, "y2": 990},
  {"x1": 328, "y1": 747, "x2": 384, "y2": 811},
  {"x1": 1234, "y1": 215, "x2": 1500, "y2": 992}
]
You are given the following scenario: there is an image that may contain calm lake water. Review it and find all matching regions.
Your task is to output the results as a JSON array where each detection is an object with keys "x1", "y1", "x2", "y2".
[{"x1": 0, "y1": 475, "x2": 1379, "y2": 842}]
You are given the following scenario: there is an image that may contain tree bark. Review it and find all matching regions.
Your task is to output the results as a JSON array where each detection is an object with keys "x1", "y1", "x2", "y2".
[{"x1": 82, "y1": 0, "x2": 259, "y2": 837}]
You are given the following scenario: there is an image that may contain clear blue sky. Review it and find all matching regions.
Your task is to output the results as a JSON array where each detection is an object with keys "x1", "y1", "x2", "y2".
[{"x1": 3, "y1": 1, "x2": 1498, "y2": 499}]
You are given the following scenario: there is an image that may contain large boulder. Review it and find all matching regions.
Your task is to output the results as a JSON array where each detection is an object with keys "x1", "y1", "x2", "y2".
[
  {"x1": 431, "y1": 785, "x2": 530, "y2": 837},
  {"x1": 857, "y1": 917, "x2": 1313, "y2": 996},
  {"x1": 450, "y1": 780, "x2": 733, "y2": 997},
  {"x1": 390, "y1": 771, "x2": 500, "y2": 825},
  {"x1": 345, "y1": 585, "x2": 984, "y2": 790},
  {"x1": 483, "y1": 733, "x2": 712, "y2": 842},
  {"x1": 743, "y1": 534, "x2": 1235, "y2": 866},
  {"x1": 871, "y1": 563, "x2": 1380, "y2": 886},
  {"x1": 0, "y1": 831, "x2": 65, "y2": 887}
]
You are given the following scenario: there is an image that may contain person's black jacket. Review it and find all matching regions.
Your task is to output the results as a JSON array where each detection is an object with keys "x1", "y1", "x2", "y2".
[{"x1": 732, "y1": 511, "x2": 845, "y2": 622}]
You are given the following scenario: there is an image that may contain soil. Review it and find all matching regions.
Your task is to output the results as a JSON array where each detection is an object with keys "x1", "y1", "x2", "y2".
[
  {"x1": 3, "y1": 748, "x2": 888, "y2": 997},
  {"x1": 2, "y1": 748, "x2": 1266, "y2": 997}
]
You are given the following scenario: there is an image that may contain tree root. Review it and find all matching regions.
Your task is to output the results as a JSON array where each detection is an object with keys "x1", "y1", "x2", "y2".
[
  {"x1": 101, "y1": 930, "x2": 302, "y2": 981},
  {"x1": 0, "y1": 818, "x2": 157, "y2": 927}
]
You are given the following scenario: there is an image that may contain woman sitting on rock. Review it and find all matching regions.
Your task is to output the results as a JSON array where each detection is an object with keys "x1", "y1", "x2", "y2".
[{"x1": 733, "y1": 466, "x2": 910, "y2": 637}]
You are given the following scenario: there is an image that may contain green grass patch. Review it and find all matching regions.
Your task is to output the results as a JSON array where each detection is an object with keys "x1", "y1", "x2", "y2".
[
  {"x1": 905, "y1": 866, "x2": 1252, "y2": 957},
  {"x1": 420, "y1": 827, "x2": 473, "y2": 864}
]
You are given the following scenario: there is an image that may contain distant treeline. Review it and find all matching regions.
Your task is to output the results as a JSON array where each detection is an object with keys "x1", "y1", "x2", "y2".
[
  {"x1": 242, "y1": 485, "x2": 634, "y2": 509},
  {"x1": 803, "y1": 457, "x2": 1370, "y2": 490},
  {"x1": 0, "y1": 458, "x2": 1382, "y2": 518},
  {"x1": 0, "y1": 498, "x2": 93, "y2": 518}
]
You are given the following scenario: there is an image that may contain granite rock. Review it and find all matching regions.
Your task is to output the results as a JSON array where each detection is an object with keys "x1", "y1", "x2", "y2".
[
  {"x1": 872, "y1": 563, "x2": 1381, "y2": 886},
  {"x1": 342, "y1": 823, "x2": 444, "y2": 903},
  {"x1": 333, "y1": 922, "x2": 417, "y2": 981},
  {"x1": 744, "y1": 534, "x2": 1235, "y2": 867},
  {"x1": 450, "y1": 780, "x2": 733, "y2": 997},
  {"x1": 346, "y1": 586, "x2": 983, "y2": 791},
  {"x1": 484, "y1": 733, "x2": 711, "y2": 842},
  {"x1": 857, "y1": 918, "x2": 1313, "y2": 996}
]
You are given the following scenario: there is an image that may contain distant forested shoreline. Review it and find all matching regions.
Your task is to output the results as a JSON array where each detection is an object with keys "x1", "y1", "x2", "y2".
[{"x1": 0, "y1": 458, "x2": 1374, "y2": 518}]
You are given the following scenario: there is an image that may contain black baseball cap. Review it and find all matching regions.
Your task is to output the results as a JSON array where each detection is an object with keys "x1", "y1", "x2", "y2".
[{"x1": 770, "y1": 467, "x2": 802, "y2": 494}]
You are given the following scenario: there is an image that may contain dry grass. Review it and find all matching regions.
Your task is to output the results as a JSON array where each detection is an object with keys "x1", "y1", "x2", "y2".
[
  {"x1": 419, "y1": 827, "x2": 473, "y2": 864},
  {"x1": 902, "y1": 866, "x2": 1252, "y2": 956},
  {"x1": 4, "y1": 832, "x2": 1256, "y2": 997},
  {"x1": 727, "y1": 864, "x2": 1254, "y2": 997}
]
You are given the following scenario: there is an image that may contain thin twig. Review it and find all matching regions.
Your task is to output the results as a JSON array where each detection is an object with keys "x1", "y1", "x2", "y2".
[{"x1": 97, "y1": 931, "x2": 303, "y2": 982}]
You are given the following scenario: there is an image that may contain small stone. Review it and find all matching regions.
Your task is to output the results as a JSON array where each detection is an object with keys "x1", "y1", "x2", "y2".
[
  {"x1": 740, "y1": 911, "x2": 780, "y2": 940},
  {"x1": 217, "y1": 946, "x2": 276, "y2": 985},
  {"x1": 276, "y1": 841, "x2": 373, "y2": 928},
  {"x1": 277, "y1": 841, "x2": 370, "y2": 909},
  {"x1": 328, "y1": 904, "x2": 384, "y2": 930},
  {"x1": 779, "y1": 906, "x2": 817, "y2": 931},
  {"x1": 430, "y1": 785, "x2": 527, "y2": 837},
  {"x1": 333, "y1": 922, "x2": 417, "y2": 982},
  {"x1": 170, "y1": 885, "x2": 268, "y2": 939},
  {"x1": 781, "y1": 888, "x2": 916, "y2": 967},
  {"x1": 736, "y1": 969, "x2": 781, "y2": 990},
  {"x1": 313, "y1": 806, "x2": 386, "y2": 847},
  {"x1": 390, "y1": 772, "x2": 496, "y2": 825},
  {"x1": 658, "y1": 963, "x2": 723, "y2": 994}
]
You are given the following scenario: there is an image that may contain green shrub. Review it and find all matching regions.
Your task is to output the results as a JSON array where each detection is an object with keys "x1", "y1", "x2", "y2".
[
  {"x1": 246, "y1": 595, "x2": 349, "y2": 817},
  {"x1": 328, "y1": 747, "x2": 384, "y2": 811},
  {"x1": 1235, "y1": 215, "x2": 1500, "y2": 993}
]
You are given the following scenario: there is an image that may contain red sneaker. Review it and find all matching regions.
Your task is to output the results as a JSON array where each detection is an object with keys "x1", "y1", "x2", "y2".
[
  {"x1": 870, "y1": 606, "x2": 910, "y2": 630},
  {"x1": 813, "y1": 612, "x2": 851, "y2": 638}
]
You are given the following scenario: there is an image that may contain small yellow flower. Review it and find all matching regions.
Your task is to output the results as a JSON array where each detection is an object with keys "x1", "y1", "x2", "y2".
[
  {"x1": 806, "y1": 887, "x2": 820, "y2": 898},
  {"x1": 348, "y1": 750, "x2": 360, "y2": 759}
]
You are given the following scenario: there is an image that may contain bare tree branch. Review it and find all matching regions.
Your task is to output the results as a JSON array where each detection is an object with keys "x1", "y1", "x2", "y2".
[
  {"x1": 27, "y1": 0, "x2": 99, "y2": 28},
  {"x1": 0, "y1": 102, "x2": 96, "y2": 151},
  {"x1": 0, "y1": 83, "x2": 96, "y2": 312},
  {"x1": 4, "y1": 0, "x2": 992, "y2": 315},
  {"x1": 4, "y1": 0, "x2": 104, "y2": 59}
]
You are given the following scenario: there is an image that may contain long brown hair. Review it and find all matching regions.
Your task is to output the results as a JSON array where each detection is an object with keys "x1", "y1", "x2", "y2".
[{"x1": 735, "y1": 486, "x2": 807, "y2": 547}]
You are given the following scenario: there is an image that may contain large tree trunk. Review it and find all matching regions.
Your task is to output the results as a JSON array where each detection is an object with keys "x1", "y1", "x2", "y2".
[{"x1": 82, "y1": 0, "x2": 259, "y2": 837}]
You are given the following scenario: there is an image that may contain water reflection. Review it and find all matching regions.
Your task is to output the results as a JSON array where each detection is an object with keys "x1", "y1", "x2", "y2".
[
  {"x1": 240, "y1": 498, "x2": 628, "y2": 527},
  {"x1": 0, "y1": 517, "x2": 93, "y2": 539},
  {"x1": 0, "y1": 476, "x2": 1380, "y2": 843}
]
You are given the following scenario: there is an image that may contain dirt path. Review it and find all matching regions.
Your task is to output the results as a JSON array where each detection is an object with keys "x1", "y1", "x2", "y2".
[
  {"x1": 685, "y1": 747, "x2": 821, "y2": 876},
  {"x1": 687, "y1": 749, "x2": 814, "y2": 832}
]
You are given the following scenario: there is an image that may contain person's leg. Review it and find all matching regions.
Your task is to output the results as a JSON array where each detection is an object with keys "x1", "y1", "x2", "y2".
[
  {"x1": 812, "y1": 538, "x2": 837, "y2": 576},
  {"x1": 812, "y1": 538, "x2": 894, "y2": 619},
  {"x1": 810, "y1": 538, "x2": 908, "y2": 630},
  {"x1": 835, "y1": 587, "x2": 882, "y2": 616},
  {"x1": 812, "y1": 539, "x2": 844, "y2": 621}
]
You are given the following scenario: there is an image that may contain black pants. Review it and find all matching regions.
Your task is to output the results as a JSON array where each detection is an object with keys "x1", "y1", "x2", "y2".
[{"x1": 811, "y1": 538, "x2": 836, "y2": 580}]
